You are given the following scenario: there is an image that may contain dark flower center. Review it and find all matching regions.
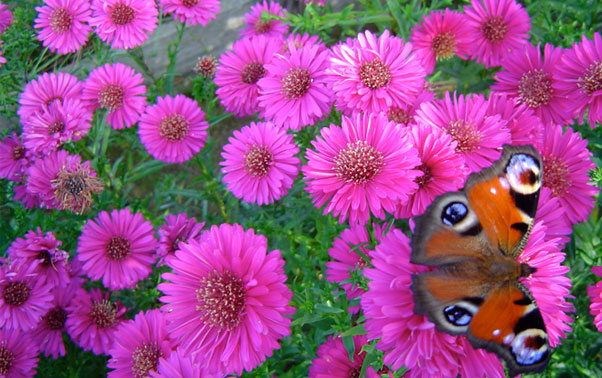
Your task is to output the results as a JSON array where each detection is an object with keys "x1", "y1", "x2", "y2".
[
  {"x1": 181, "y1": 0, "x2": 198, "y2": 7},
  {"x1": 196, "y1": 270, "x2": 247, "y2": 331},
  {"x1": 195, "y1": 56, "x2": 218, "y2": 77},
  {"x1": 131, "y1": 342, "x2": 163, "y2": 378},
  {"x1": 414, "y1": 163, "x2": 432, "y2": 188},
  {"x1": 12, "y1": 145, "x2": 25, "y2": 160},
  {"x1": 481, "y1": 15, "x2": 508, "y2": 44},
  {"x1": 542, "y1": 154, "x2": 571, "y2": 197},
  {"x1": 170, "y1": 236, "x2": 187, "y2": 254},
  {"x1": 432, "y1": 32, "x2": 457, "y2": 59},
  {"x1": 0, "y1": 347, "x2": 15, "y2": 376},
  {"x1": 244, "y1": 144, "x2": 273, "y2": 177},
  {"x1": 98, "y1": 84, "x2": 124, "y2": 111},
  {"x1": 52, "y1": 168, "x2": 104, "y2": 214},
  {"x1": 50, "y1": 7, "x2": 73, "y2": 33},
  {"x1": 446, "y1": 120, "x2": 480, "y2": 152},
  {"x1": 333, "y1": 140, "x2": 384, "y2": 184},
  {"x1": 110, "y1": 4, "x2": 136, "y2": 26},
  {"x1": 518, "y1": 69, "x2": 553, "y2": 108},
  {"x1": 49, "y1": 120, "x2": 65, "y2": 134},
  {"x1": 359, "y1": 58, "x2": 391, "y2": 89},
  {"x1": 241, "y1": 62, "x2": 265, "y2": 84},
  {"x1": 282, "y1": 68, "x2": 311, "y2": 100},
  {"x1": 45, "y1": 96, "x2": 63, "y2": 106},
  {"x1": 160, "y1": 114, "x2": 189, "y2": 141},
  {"x1": 44, "y1": 307, "x2": 68, "y2": 330},
  {"x1": 349, "y1": 368, "x2": 361, "y2": 378},
  {"x1": 38, "y1": 250, "x2": 53, "y2": 266},
  {"x1": 3, "y1": 281, "x2": 31, "y2": 306},
  {"x1": 388, "y1": 107, "x2": 413, "y2": 125},
  {"x1": 253, "y1": 19, "x2": 273, "y2": 34},
  {"x1": 578, "y1": 60, "x2": 602, "y2": 96},
  {"x1": 90, "y1": 299, "x2": 119, "y2": 328},
  {"x1": 106, "y1": 236, "x2": 131, "y2": 261}
]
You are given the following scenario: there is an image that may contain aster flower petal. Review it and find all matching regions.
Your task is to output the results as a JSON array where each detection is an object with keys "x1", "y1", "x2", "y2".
[
  {"x1": 0, "y1": 132, "x2": 28, "y2": 182},
  {"x1": 34, "y1": 0, "x2": 92, "y2": 54},
  {"x1": 0, "y1": 329, "x2": 39, "y2": 377},
  {"x1": 156, "y1": 213, "x2": 205, "y2": 266},
  {"x1": 588, "y1": 267, "x2": 602, "y2": 332},
  {"x1": 160, "y1": 0, "x2": 220, "y2": 26},
  {"x1": 240, "y1": 0, "x2": 288, "y2": 39}
]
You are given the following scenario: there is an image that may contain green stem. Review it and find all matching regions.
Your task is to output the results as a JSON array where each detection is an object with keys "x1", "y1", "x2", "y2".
[
  {"x1": 195, "y1": 155, "x2": 230, "y2": 223},
  {"x1": 127, "y1": 48, "x2": 159, "y2": 88},
  {"x1": 165, "y1": 22, "x2": 186, "y2": 95}
]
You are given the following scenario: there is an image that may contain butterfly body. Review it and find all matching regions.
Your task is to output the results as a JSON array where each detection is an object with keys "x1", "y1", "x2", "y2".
[{"x1": 410, "y1": 145, "x2": 549, "y2": 376}]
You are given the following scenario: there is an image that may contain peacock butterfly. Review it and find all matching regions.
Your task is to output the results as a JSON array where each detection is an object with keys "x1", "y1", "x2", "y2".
[{"x1": 410, "y1": 144, "x2": 549, "y2": 376}]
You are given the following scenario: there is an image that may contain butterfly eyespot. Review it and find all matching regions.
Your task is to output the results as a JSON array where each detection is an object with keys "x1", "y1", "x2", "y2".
[
  {"x1": 441, "y1": 202, "x2": 468, "y2": 226},
  {"x1": 443, "y1": 304, "x2": 472, "y2": 326}
]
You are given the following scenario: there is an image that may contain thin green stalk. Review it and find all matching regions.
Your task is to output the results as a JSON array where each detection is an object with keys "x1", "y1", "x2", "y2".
[{"x1": 165, "y1": 22, "x2": 186, "y2": 95}]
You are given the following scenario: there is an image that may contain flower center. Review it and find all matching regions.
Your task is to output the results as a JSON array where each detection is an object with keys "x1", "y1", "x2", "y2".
[
  {"x1": 90, "y1": 299, "x2": 119, "y2": 328},
  {"x1": 241, "y1": 62, "x2": 265, "y2": 84},
  {"x1": 481, "y1": 15, "x2": 508, "y2": 44},
  {"x1": 446, "y1": 120, "x2": 480, "y2": 152},
  {"x1": 414, "y1": 163, "x2": 432, "y2": 188},
  {"x1": 244, "y1": 144, "x2": 273, "y2": 177},
  {"x1": 51, "y1": 168, "x2": 104, "y2": 214},
  {"x1": 45, "y1": 96, "x2": 63, "y2": 106},
  {"x1": 518, "y1": 69, "x2": 553, "y2": 108},
  {"x1": 50, "y1": 7, "x2": 73, "y2": 33},
  {"x1": 49, "y1": 120, "x2": 65, "y2": 134},
  {"x1": 0, "y1": 347, "x2": 15, "y2": 376},
  {"x1": 196, "y1": 270, "x2": 247, "y2": 331},
  {"x1": 359, "y1": 58, "x2": 391, "y2": 89},
  {"x1": 3, "y1": 281, "x2": 31, "y2": 306},
  {"x1": 37, "y1": 250, "x2": 53, "y2": 267},
  {"x1": 253, "y1": 19, "x2": 273, "y2": 34},
  {"x1": 578, "y1": 60, "x2": 602, "y2": 96},
  {"x1": 195, "y1": 56, "x2": 218, "y2": 77},
  {"x1": 12, "y1": 145, "x2": 25, "y2": 160},
  {"x1": 349, "y1": 368, "x2": 361, "y2": 378},
  {"x1": 170, "y1": 236, "x2": 187, "y2": 254},
  {"x1": 432, "y1": 32, "x2": 456, "y2": 59},
  {"x1": 542, "y1": 154, "x2": 571, "y2": 197},
  {"x1": 110, "y1": 3, "x2": 136, "y2": 26},
  {"x1": 44, "y1": 307, "x2": 68, "y2": 330},
  {"x1": 131, "y1": 342, "x2": 163, "y2": 378},
  {"x1": 181, "y1": 0, "x2": 198, "y2": 7},
  {"x1": 333, "y1": 140, "x2": 384, "y2": 184},
  {"x1": 106, "y1": 236, "x2": 131, "y2": 261},
  {"x1": 388, "y1": 107, "x2": 413, "y2": 125},
  {"x1": 159, "y1": 114, "x2": 189, "y2": 141},
  {"x1": 98, "y1": 84, "x2": 124, "y2": 111},
  {"x1": 282, "y1": 68, "x2": 311, "y2": 100}
]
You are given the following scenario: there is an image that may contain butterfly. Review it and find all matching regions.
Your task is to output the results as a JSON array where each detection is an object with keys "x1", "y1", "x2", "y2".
[{"x1": 410, "y1": 144, "x2": 549, "y2": 376}]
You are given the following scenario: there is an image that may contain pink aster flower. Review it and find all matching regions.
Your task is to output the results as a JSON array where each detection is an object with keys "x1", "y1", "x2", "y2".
[
  {"x1": 395, "y1": 123, "x2": 468, "y2": 219},
  {"x1": 556, "y1": 32, "x2": 602, "y2": 127},
  {"x1": 257, "y1": 40, "x2": 333, "y2": 130},
  {"x1": 0, "y1": 329, "x2": 39, "y2": 378},
  {"x1": 18, "y1": 72, "x2": 83, "y2": 126},
  {"x1": 138, "y1": 94, "x2": 209, "y2": 163},
  {"x1": 13, "y1": 182, "x2": 44, "y2": 210},
  {"x1": 23, "y1": 98, "x2": 93, "y2": 157},
  {"x1": 327, "y1": 29, "x2": 426, "y2": 115},
  {"x1": 325, "y1": 223, "x2": 385, "y2": 313},
  {"x1": 7, "y1": 227, "x2": 71, "y2": 289},
  {"x1": 588, "y1": 266, "x2": 602, "y2": 331},
  {"x1": 158, "y1": 223, "x2": 294, "y2": 376},
  {"x1": 0, "y1": 2, "x2": 13, "y2": 33},
  {"x1": 160, "y1": 0, "x2": 220, "y2": 26},
  {"x1": 535, "y1": 187, "x2": 572, "y2": 247},
  {"x1": 309, "y1": 334, "x2": 386, "y2": 378},
  {"x1": 65, "y1": 287, "x2": 127, "y2": 355},
  {"x1": 107, "y1": 309, "x2": 173, "y2": 378},
  {"x1": 360, "y1": 227, "x2": 505, "y2": 378},
  {"x1": 26, "y1": 150, "x2": 103, "y2": 213},
  {"x1": 385, "y1": 86, "x2": 434, "y2": 126},
  {"x1": 30, "y1": 280, "x2": 80, "y2": 359},
  {"x1": 150, "y1": 348, "x2": 210, "y2": 378},
  {"x1": 409, "y1": 8, "x2": 472, "y2": 74},
  {"x1": 240, "y1": 0, "x2": 288, "y2": 39},
  {"x1": 156, "y1": 213, "x2": 205, "y2": 266},
  {"x1": 517, "y1": 221, "x2": 574, "y2": 346},
  {"x1": 0, "y1": 132, "x2": 28, "y2": 182},
  {"x1": 303, "y1": 112, "x2": 421, "y2": 225},
  {"x1": 415, "y1": 91, "x2": 511, "y2": 172},
  {"x1": 90, "y1": 0, "x2": 158, "y2": 49},
  {"x1": 34, "y1": 0, "x2": 92, "y2": 54},
  {"x1": 484, "y1": 92, "x2": 544, "y2": 147},
  {"x1": 539, "y1": 124, "x2": 598, "y2": 225},
  {"x1": 215, "y1": 35, "x2": 280, "y2": 117},
  {"x1": 220, "y1": 121, "x2": 301, "y2": 205},
  {"x1": 82, "y1": 62, "x2": 147, "y2": 130},
  {"x1": 492, "y1": 43, "x2": 574, "y2": 127},
  {"x1": 464, "y1": 0, "x2": 531, "y2": 68},
  {"x1": 0, "y1": 259, "x2": 54, "y2": 332},
  {"x1": 283, "y1": 33, "x2": 328, "y2": 55},
  {"x1": 76, "y1": 208, "x2": 158, "y2": 290}
]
